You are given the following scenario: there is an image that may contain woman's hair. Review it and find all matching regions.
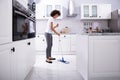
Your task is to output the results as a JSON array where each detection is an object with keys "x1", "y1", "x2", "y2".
[{"x1": 50, "y1": 10, "x2": 61, "y2": 17}]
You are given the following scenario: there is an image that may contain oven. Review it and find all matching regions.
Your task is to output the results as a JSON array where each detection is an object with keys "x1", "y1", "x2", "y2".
[{"x1": 13, "y1": 0, "x2": 36, "y2": 41}]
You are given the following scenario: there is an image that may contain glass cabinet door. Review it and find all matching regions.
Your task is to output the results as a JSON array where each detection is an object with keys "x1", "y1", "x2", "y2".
[
  {"x1": 92, "y1": 5, "x2": 97, "y2": 17},
  {"x1": 46, "y1": 5, "x2": 52, "y2": 17},
  {"x1": 55, "y1": 5, "x2": 61, "y2": 11},
  {"x1": 83, "y1": 5, "x2": 89, "y2": 17},
  {"x1": 55, "y1": 5, "x2": 61, "y2": 18}
]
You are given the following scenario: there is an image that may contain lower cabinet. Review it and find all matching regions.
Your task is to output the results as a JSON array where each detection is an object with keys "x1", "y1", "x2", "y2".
[
  {"x1": 59, "y1": 35, "x2": 71, "y2": 52},
  {"x1": 35, "y1": 34, "x2": 74, "y2": 54},
  {"x1": 52, "y1": 35, "x2": 59, "y2": 51},
  {"x1": 0, "y1": 44, "x2": 12, "y2": 80},
  {"x1": 70, "y1": 35, "x2": 76, "y2": 52},
  {"x1": 89, "y1": 36, "x2": 120, "y2": 78},
  {"x1": 0, "y1": 39, "x2": 35, "y2": 80},
  {"x1": 14, "y1": 39, "x2": 35, "y2": 80},
  {"x1": 77, "y1": 35, "x2": 120, "y2": 80},
  {"x1": 35, "y1": 35, "x2": 46, "y2": 51}
]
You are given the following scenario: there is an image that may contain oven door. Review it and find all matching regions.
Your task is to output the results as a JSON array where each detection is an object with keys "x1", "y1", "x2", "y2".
[
  {"x1": 28, "y1": 18, "x2": 36, "y2": 38},
  {"x1": 13, "y1": 10, "x2": 29, "y2": 41}
]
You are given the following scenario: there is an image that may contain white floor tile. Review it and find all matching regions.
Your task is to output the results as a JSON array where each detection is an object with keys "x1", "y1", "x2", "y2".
[{"x1": 25, "y1": 55, "x2": 83, "y2": 80}]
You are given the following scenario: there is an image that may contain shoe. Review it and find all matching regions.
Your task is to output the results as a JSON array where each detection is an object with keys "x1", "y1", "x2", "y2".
[
  {"x1": 46, "y1": 59, "x2": 52, "y2": 63},
  {"x1": 49, "y1": 57, "x2": 56, "y2": 60}
]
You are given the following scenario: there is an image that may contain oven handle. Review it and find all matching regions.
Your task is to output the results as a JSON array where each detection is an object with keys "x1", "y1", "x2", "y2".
[
  {"x1": 28, "y1": 17, "x2": 36, "y2": 22},
  {"x1": 15, "y1": 10, "x2": 28, "y2": 18}
]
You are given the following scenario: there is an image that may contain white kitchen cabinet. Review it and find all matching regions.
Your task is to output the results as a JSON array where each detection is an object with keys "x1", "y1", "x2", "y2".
[
  {"x1": 13, "y1": 39, "x2": 35, "y2": 80},
  {"x1": 36, "y1": 4, "x2": 63, "y2": 19},
  {"x1": 81, "y1": 4, "x2": 98, "y2": 19},
  {"x1": 59, "y1": 35, "x2": 71, "y2": 52},
  {"x1": 98, "y1": 4, "x2": 111, "y2": 19},
  {"x1": 0, "y1": 0, "x2": 12, "y2": 45},
  {"x1": 26, "y1": 39, "x2": 35, "y2": 74},
  {"x1": 77, "y1": 35, "x2": 120, "y2": 80},
  {"x1": 35, "y1": 35, "x2": 46, "y2": 51},
  {"x1": 45, "y1": 4, "x2": 63, "y2": 19},
  {"x1": 52, "y1": 35, "x2": 59, "y2": 51},
  {"x1": 70, "y1": 35, "x2": 76, "y2": 52},
  {"x1": 35, "y1": 34, "x2": 75, "y2": 54},
  {"x1": 53, "y1": 35, "x2": 71, "y2": 52},
  {"x1": 14, "y1": 40, "x2": 28, "y2": 80},
  {"x1": 0, "y1": 39, "x2": 35, "y2": 80},
  {"x1": 89, "y1": 36, "x2": 120, "y2": 78},
  {"x1": 81, "y1": 4, "x2": 111, "y2": 19},
  {"x1": 36, "y1": 3, "x2": 46, "y2": 19},
  {"x1": 0, "y1": 44, "x2": 12, "y2": 80}
]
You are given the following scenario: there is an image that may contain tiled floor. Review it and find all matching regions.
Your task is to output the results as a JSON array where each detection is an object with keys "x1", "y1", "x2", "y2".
[{"x1": 25, "y1": 55, "x2": 83, "y2": 80}]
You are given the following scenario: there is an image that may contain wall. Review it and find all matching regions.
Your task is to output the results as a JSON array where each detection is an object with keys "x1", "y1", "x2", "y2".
[{"x1": 36, "y1": 0, "x2": 120, "y2": 34}]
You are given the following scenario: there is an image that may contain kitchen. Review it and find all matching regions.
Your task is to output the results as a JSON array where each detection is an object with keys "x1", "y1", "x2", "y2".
[{"x1": 0, "y1": 0, "x2": 120, "y2": 80}]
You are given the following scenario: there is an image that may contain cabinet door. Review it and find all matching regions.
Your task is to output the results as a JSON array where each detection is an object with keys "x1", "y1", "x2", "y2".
[
  {"x1": 46, "y1": 5, "x2": 52, "y2": 18},
  {"x1": 89, "y1": 36, "x2": 120, "y2": 77},
  {"x1": 26, "y1": 39, "x2": 35, "y2": 75},
  {"x1": 52, "y1": 35, "x2": 59, "y2": 52},
  {"x1": 36, "y1": 3, "x2": 46, "y2": 19},
  {"x1": 0, "y1": 0, "x2": 12, "y2": 45},
  {"x1": 15, "y1": 41, "x2": 28, "y2": 80},
  {"x1": 91, "y1": 5, "x2": 98, "y2": 17},
  {"x1": 55, "y1": 5, "x2": 63, "y2": 19},
  {"x1": 60, "y1": 35, "x2": 71, "y2": 52},
  {"x1": 98, "y1": 4, "x2": 111, "y2": 19},
  {"x1": 83, "y1": 5, "x2": 90, "y2": 18},
  {"x1": 35, "y1": 35, "x2": 46, "y2": 51},
  {"x1": 0, "y1": 44, "x2": 11, "y2": 80},
  {"x1": 70, "y1": 35, "x2": 76, "y2": 52}
]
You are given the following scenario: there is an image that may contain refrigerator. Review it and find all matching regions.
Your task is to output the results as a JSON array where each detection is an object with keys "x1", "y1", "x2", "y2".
[{"x1": 108, "y1": 9, "x2": 120, "y2": 32}]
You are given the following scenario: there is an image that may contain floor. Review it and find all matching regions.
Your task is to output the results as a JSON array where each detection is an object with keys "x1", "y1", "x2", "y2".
[{"x1": 25, "y1": 55, "x2": 83, "y2": 80}]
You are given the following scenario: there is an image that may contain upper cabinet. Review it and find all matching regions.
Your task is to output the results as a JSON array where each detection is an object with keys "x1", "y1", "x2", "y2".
[
  {"x1": 36, "y1": 4, "x2": 63, "y2": 19},
  {"x1": 0, "y1": 0, "x2": 12, "y2": 45},
  {"x1": 81, "y1": 4, "x2": 111, "y2": 19}
]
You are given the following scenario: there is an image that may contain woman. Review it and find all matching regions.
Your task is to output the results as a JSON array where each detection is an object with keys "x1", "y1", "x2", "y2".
[{"x1": 45, "y1": 10, "x2": 61, "y2": 63}]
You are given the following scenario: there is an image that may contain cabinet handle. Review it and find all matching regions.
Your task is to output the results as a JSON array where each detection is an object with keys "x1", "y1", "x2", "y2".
[
  {"x1": 43, "y1": 39, "x2": 45, "y2": 41},
  {"x1": 27, "y1": 42, "x2": 31, "y2": 45},
  {"x1": 11, "y1": 47, "x2": 15, "y2": 52}
]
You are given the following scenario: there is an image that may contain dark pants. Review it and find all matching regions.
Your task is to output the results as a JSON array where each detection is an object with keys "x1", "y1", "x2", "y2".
[{"x1": 45, "y1": 33, "x2": 53, "y2": 59}]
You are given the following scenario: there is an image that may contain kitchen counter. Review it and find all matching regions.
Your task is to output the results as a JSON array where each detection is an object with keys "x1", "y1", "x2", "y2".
[
  {"x1": 81, "y1": 33, "x2": 120, "y2": 36},
  {"x1": 76, "y1": 34, "x2": 120, "y2": 80}
]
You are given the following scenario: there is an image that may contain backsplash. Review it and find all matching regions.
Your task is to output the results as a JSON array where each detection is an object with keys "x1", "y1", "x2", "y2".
[{"x1": 36, "y1": 19, "x2": 108, "y2": 34}]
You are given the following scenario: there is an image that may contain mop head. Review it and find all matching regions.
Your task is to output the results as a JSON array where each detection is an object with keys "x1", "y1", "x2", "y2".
[{"x1": 58, "y1": 57, "x2": 70, "y2": 64}]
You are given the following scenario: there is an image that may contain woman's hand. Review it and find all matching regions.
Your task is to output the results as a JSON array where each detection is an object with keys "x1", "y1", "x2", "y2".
[
  {"x1": 56, "y1": 23, "x2": 59, "y2": 27},
  {"x1": 54, "y1": 23, "x2": 59, "y2": 28},
  {"x1": 57, "y1": 33, "x2": 60, "y2": 36}
]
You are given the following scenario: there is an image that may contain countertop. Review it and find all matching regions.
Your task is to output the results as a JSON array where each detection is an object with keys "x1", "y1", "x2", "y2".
[
  {"x1": 36, "y1": 33, "x2": 77, "y2": 35},
  {"x1": 80, "y1": 33, "x2": 120, "y2": 36}
]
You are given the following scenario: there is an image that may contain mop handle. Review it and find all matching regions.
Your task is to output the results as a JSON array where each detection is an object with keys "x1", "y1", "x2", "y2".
[{"x1": 58, "y1": 36, "x2": 63, "y2": 57}]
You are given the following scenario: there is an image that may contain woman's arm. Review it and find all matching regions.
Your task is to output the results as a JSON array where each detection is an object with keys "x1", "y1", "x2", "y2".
[{"x1": 50, "y1": 22, "x2": 60, "y2": 36}]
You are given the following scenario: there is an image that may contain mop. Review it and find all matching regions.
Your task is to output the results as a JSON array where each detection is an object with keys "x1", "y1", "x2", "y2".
[{"x1": 57, "y1": 36, "x2": 70, "y2": 64}]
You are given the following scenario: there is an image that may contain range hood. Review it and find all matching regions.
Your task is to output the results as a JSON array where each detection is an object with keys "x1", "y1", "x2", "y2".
[{"x1": 67, "y1": 0, "x2": 77, "y2": 17}]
